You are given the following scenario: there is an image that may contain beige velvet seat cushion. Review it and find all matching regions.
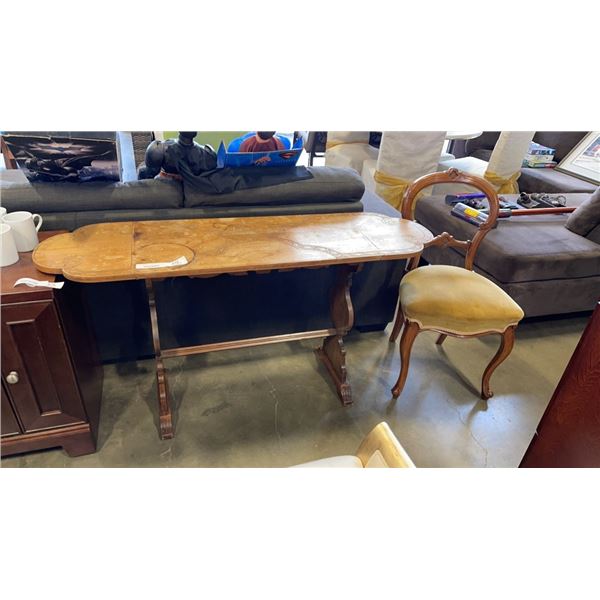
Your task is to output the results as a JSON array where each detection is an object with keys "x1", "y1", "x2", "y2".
[{"x1": 400, "y1": 265, "x2": 524, "y2": 334}]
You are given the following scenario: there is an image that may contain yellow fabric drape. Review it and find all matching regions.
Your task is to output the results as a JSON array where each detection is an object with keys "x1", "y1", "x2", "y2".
[
  {"x1": 374, "y1": 170, "x2": 412, "y2": 209},
  {"x1": 484, "y1": 170, "x2": 520, "y2": 194}
]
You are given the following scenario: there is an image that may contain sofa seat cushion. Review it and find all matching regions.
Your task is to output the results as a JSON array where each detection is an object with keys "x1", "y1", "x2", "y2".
[
  {"x1": 519, "y1": 167, "x2": 598, "y2": 194},
  {"x1": 400, "y1": 265, "x2": 524, "y2": 334},
  {"x1": 415, "y1": 194, "x2": 600, "y2": 283},
  {"x1": 183, "y1": 166, "x2": 365, "y2": 208},
  {"x1": 0, "y1": 171, "x2": 184, "y2": 212}
]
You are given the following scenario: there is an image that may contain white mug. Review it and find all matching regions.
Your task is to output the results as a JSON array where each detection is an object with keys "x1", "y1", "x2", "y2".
[
  {"x1": 3, "y1": 211, "x2": 43, "y2": 252},
  {"x1": 0, "y1": 223, "x2": 19, "y2": 267},
  {"x1": 0, "y1": 207, "x2": 6, "y2": 221}
]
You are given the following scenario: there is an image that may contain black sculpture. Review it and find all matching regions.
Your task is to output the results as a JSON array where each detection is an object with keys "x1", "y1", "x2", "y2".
[
  {"x1": 138, "y1": 131, "x2": 312, "y2": 194},
  {"x1": 139, "y1": 132, "x2": 217, "y2": 180}
]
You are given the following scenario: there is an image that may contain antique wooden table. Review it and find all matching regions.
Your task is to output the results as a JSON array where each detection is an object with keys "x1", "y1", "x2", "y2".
[{"x1": 33, "y1": 213, "x2": 432, "y2": 440}]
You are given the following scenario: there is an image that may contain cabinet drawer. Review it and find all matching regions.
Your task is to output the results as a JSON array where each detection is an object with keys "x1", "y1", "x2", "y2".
[{"x1": 1, "y1": 301, "x2": 87, "y2": 432}]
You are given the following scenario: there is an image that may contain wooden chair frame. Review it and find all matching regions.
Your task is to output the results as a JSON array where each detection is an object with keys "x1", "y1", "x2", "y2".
[
  {"x1": 355, "y1": 422, "x2": 415, "y2": 467},
  {"x1": 390, "y1": 168, "x2": 518, "y2": 400}
]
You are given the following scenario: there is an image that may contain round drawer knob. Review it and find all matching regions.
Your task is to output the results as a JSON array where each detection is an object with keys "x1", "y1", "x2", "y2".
[{"x1": 6, "y1": 371, "x2": 19, "y2": 385}]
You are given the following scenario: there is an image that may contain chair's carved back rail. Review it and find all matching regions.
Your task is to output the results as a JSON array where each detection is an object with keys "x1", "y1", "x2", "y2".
[{"x1": 401, "y1": 168, "x2": 500, "y2": 270}]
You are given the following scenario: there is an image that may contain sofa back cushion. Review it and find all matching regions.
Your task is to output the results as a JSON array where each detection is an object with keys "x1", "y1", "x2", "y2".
[
  {"x1": 565, "y1": 187, "x2": 600, "y2": 237},
  {"x1": 532, "y1": 132, "x2": 588, "y2": 162},
  {"x1": 183, "y1": 166, "x2": 365, "y2": 208},
  {"x1": 0, "y1": 174, "x2": 184, "y2": 212}
]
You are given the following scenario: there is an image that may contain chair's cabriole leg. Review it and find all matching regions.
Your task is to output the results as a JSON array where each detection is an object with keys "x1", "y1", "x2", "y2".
[
  {"x1": 391, "y1": 320, "x2": 420, "y2": 398},
  {"x1": 436, "y1": 333, "x2": 447, "y2": 345},
  {"x1": 481, "y1": 325, "x2": 516, "y2": 400},
  {"x1": 389, "y1": 300, "x2": 404, "y2": 343}
]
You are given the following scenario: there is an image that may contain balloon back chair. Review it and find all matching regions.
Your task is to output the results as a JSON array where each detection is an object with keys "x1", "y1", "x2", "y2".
[{"x1": 389, "y1": 168, "x2": 524, "y2": 400}]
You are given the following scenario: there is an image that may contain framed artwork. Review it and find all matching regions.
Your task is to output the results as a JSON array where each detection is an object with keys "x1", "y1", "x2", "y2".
[{"x1": 555, "y1": 131, "x2": 600, "y2": 184}]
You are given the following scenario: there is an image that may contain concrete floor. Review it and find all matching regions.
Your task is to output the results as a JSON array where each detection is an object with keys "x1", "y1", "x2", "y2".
[{"x1": 2, "y1": 315, "x2": 587, "y2": 468}]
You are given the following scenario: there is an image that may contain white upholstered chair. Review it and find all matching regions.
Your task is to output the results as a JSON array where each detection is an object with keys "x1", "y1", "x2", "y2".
[
  {"x1": 438, "y1": 131, "x2": 535, "y2": 194},
  {"x1": 324, "y1": 131, "x2": 379, "y2": 174},
  {"x1": 292, "y1": 422, "x2": 415, "y2": 468},
  {"x1": 367, "y1": 132, "x2": 447, "y2": 209}
]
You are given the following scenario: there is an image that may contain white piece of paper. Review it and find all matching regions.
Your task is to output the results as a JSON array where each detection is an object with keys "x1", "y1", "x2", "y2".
[
  {"x1": 135, "y1": 256, "x2": 189, "y2": 270},
  {"x1": 14, "y1": 277, "x2": 65, "y2": 289}
]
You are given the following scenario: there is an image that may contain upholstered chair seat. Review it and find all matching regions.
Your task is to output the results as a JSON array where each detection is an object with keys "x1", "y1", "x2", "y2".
[{"x1": 400, "y1": 265, "x2": 524, "y2": 335}]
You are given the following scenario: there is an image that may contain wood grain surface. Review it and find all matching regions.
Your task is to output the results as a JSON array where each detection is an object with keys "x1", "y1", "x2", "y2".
[
  {"x1": 31, "y1": 213, "x2": 433, "y2": 283},
  {"x1": 520, "y1": 302, "x2": 600, "y2": 467}
]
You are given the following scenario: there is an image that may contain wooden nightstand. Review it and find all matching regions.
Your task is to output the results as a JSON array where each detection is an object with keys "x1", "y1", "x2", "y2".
[{"x1": 1, "y1": 232, "x2": 103, "y2": 457}]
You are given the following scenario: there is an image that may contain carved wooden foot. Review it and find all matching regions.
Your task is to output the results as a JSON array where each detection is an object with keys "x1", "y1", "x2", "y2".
[
  {"x1": 481, "y1": 326, "x2": 516, "y2": 400},
  {"x1": 391, "y1": 320, "x2": 420, "y2": 398},
  {"x1": 315, "y1": 337, "x2": 352, "y2": 405},
  {"x1": 316, "y1": 264, "x2": 358, "y2": 406},
  {"x1": 146, "y1": 279, "x2": 175, "y2": 440}
]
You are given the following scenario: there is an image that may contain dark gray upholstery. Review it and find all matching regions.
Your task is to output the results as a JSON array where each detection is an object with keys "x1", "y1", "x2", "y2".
[
  {"x1": 38, "y1": 201, "x2": 364, "y2": 231},
  {"x1": 519, "y1": 167, "x2": 598, "y2": 194},
  {"x1": 587, "y1": 224, "x2": 600, "y2": 245},
  {"x1": 532, "y1": 132, "x2": 587, "y2": 162},
  {"x1": 416, "y1": 194, "x2": 600, "y2": 282},
  {"x1": 414, "y1": 193, "x2": 600, "y2": 316},
  {"x1": 456, "y1": 131, "x2": 598, "y2": 195},
  {"x1": 565, "y1": 188, "x2": 600, "y2": 236},
  {"x1": 0, "y1": 166, "x2": 365, "y2": 230},
  {"x1": 470, "y1": 148, "x2": 493, "y2": 162},
  {"x1": 0, "y1": 175, "x2": 184, "y2": 212},
  {"x1": 183, "y1": 166, "x2": 365, "y2": 207}
]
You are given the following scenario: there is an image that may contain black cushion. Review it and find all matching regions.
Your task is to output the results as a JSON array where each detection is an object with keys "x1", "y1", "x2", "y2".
[
  {"x1": 183, "y1": 166, "x2": 365, "y2": 208},
  {"x1": 0, "y1": 172, "x2": 183, "y2": 212},
  {"x1": 414, "y1": 194, "x2": 600, "y2": 283}
]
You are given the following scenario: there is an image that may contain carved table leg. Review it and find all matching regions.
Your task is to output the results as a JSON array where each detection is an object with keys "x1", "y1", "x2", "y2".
[
  {"x1": 145, "y1": 279, "x2": 174, "y2": 440},
  {"x1": 315, "y1": 264, "x2": 359, "y2": 406}
]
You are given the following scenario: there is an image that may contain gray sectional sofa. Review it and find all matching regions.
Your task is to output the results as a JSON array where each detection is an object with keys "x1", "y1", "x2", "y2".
[
  {"x1": 454, "y1": 131, "x2": 598, "y2": 194},
  {"x1": 414, "y1": 193, "x2": 600, "y2": 317},
  {"x1": 0, "y1": 166, "x2": 404, "y2": 362},
  {"x1": 0, "y1": 166, "x2": 365, "y2": 230}
]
